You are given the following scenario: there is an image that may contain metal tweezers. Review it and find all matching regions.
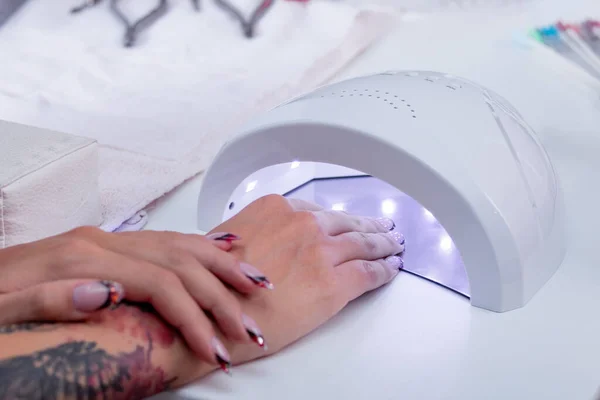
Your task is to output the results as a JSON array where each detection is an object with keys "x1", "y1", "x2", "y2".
[
  {"x1": 109, "y1": 0, "x2": 168, "y2": 47},
  {"x1": 71, "y1": 0, "x2": 169, "y2": 47},
  {"x1": 70, "y1": 0, "x2": 278, "y2": 47},
  {"x1": 214, "y1": 0, "x2": 274, "y2": 38}
]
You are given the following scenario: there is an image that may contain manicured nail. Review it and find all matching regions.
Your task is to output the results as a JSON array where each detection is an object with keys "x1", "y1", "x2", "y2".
[
  {"x1": 242, "y1": 314, "x2": 267, "y2": 350},
  {"x1": 212, "y1": 337, "x2": 232, "y2": 375},
  {"x1": 206, "y1": 232, "x2": 241, "y2": 242},
  {"x1": 389, "y1": 231, "x2": 405, "y2": 252},
  {"x1": 375, "y1": 217, "x2": 396, "y2": 231},
  {"x1": 240, "y1": 263, "x2": 274, "y2": 289},
  {"x1": 73, "y1": 281, "x2": 124, "y2": 312},
  {"x1": 385, "y1": 255, "x2": 404, "y2": 271}
]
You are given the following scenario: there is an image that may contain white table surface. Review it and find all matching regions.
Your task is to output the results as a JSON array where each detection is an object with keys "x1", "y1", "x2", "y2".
[{"x1": 148, "y1": 1, "x2": 600, "y2": 399}]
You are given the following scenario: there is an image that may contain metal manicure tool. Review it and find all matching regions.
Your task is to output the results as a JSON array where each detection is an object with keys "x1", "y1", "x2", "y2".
[
  {"x1": 69, "y1": 0, "x2": 278, "y2": 47},
  {"x1": 69, "y1": 0, "x2": 173, "y2": 47},
  {"x1": 213, "y1": 0, "x2": 275, "y2": 38}
]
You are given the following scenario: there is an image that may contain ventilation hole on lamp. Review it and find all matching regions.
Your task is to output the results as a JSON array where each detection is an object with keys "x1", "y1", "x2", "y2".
[
  {"x1": 394, "y1": 107, "x2": 398, "y2": 109},
  {"x1": 368, "y1": 94, "x2": 372, "y2": 97},
  {"x1": 229, "y1": 202, "x2": 235, "y2": 210},
  {"x1": 411, "y1": 109, "x2": 415, "y2": 112},
  {"x1": 446, "y1": 85, "x2": 457, "y2": 90},
  {"x1": 412, "y1": 115, "x2": 417, "y2": 119}
]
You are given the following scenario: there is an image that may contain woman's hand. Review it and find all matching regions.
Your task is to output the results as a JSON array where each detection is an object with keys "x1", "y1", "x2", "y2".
[
  {"x1": 204, "y1": 195, "x2": 405, "y2": 370},
  {"x1": 0, "y1": 227, "x2": 272, "y2": 367}
]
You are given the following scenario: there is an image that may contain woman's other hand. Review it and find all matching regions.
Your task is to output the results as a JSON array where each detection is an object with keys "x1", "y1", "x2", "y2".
[
  {"x1": 206, "y1": 195, "x2": 405, "y2": 368},
  {"x1": 0, "y1": 227, "x2": 272, "y2": 368}
]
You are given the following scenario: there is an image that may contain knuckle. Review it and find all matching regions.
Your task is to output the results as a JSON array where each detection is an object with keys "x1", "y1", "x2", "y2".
[
  {"x1": 353, "y1": 217, "x2": 366, "y2": 230},
  {"x1": 154, "y1": 269, "x2": 183, "y2": 290},
  {"x1": 161, "y1": 230, "x2": 187, "y2": 246},
  {"x1": 258, "y1": 194, "x2": 288, "y2": 209},
  {"x1": 53, "y1": 237, "x2": 99, "y2": 272},
  {"x1": 166, "y1": 248, "x2": 194, "y2": 267},
  {"x1": 357, "y1": 232, "x2": 378, "y2": 252},
  {"x1": 360, "y1": 260, "x2": 381, "y2": 285},
  {"x1": 294, "y1": 211, "x2": 321, "y2": 232},
  {"x1": 67, "y1": 226, "x2": 101, "y2": 239}
]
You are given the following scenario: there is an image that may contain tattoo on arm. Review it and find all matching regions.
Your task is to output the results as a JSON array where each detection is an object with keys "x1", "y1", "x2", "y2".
[
  {"x1": 0, "y1": 336, "x2": 175, "y2": 400},
  {"x1": 0, "y1": 303, "x2": 179, "y2": 399}
]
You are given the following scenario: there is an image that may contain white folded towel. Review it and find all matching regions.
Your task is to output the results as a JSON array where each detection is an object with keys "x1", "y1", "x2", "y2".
[{"x1": 0, "y1": 0, "x2": 396, "y2": 232}]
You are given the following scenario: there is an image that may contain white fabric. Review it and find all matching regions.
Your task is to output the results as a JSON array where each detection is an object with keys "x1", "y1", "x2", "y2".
[
  {"x1": 0, "y1": 120, "x2": 102, "y2": 248},
  {"x1": 0, "y1": 0, "x2": 396, "y2": 231}
]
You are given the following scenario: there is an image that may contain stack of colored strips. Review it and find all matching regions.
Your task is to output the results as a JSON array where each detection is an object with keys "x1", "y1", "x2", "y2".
[{"x1": 530, "y1": 20, "x2": 600, "y2": 82}]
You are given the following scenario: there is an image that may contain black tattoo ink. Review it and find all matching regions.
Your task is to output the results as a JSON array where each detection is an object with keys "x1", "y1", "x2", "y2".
[{"x1": 0, "y1": 338, "x2": 174, "y2": 400}]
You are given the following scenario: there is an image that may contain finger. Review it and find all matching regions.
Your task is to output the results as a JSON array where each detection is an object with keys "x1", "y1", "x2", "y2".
[
  {"x1": 178, "y1": 265, "x2": 256, "y2": 342},
  {"x1": 118, "y1": 230, "x2": 238, "y2": 251},
  {"x1": 335, "y1": 256, "x2": 404, "y2": 302},
  {"x1": 116, "y1": 233, "x2": 270, "y2": 347},
  {"x1": 331, "y1": 231, "x2": 405, "y2": 265},
  {"x1": 287, "y1": 198, "x2": 324, "y2": 211},
  {"x1": 187, "y1": 244, "x2": 274, "y2": 293},
  {"x1": 0, "y1": 280, "x2": 124, "y2": 325},
  {"x1": 112, "y1": 231, "x2": 268, "y2": 294},
  {"x1": 47, "y1": 249, "x2": 223, "y2": 365},
  {"x1": 314, "y1": 210, "x2": 396, "y2": 236}
]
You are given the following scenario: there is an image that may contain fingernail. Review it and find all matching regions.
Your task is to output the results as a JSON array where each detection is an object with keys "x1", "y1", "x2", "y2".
[
  {"x1": 385, "y1": 255, "x2": 404, "y2": 271},
  {"x1": 206, "y1": 232, "x2": 241, "y2": 242},
  {"x1": 73, "y1": 281, "x2": 124, "y2": 312},
  {"x1": 389, "y1": 231, "x2": 405, "y2": 252},
  {"x1": 242, "y1": 314, "x2": 267, "y2": 350},
  {"x1": 375, "y1": 217, "x2": 396, "y2": 231},
  {"x1": 240, "y1": 263, "x2": 274, "y2": 290},
  {"x1": 212, "y1": 337, "x2": 232, "y2": 375}
]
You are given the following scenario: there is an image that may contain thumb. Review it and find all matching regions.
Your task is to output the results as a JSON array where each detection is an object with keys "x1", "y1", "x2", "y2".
[{"x1": 0, "y1": 280, "x2": 125, "y2": 326}]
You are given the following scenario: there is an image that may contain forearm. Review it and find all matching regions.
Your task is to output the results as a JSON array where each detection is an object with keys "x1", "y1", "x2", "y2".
[{"x1": 0, "y1": 303, "x2": 217, "y2": 400}]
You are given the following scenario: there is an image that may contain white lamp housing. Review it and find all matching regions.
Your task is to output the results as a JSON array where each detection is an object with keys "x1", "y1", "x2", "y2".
[{"x1": 197, "y1": 71, "x2": 566, "y2": 313}]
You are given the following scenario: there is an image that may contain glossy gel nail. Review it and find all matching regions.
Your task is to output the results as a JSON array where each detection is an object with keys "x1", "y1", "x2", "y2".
[
  {"x1": 242, "y1": 314, "x2": 267, "y2": 350},
  {"x1": 212, "y1": 337, "x2": 232, "y2": 375},
  {"x1": 389, "y1": 231, "x2": 405, "y2": 253},
  {"x1": 385, "y1": 255, "x2": 404, "y2": 271},
  {"x1": 73, "y1": 281, "x2": 124, "y2": 312},
  {"x1": 375, "y1": 217, "x2": 396, "y2": 231},
  {"x1": 240, "y1": 263, "x2": 274, "y2": 289},
  {"x1": 206, "y1": 232, "x2": 241, "y2": 242}
]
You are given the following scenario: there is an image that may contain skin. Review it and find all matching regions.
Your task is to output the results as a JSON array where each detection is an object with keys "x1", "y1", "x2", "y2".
[
  {"x1": 0, "y1": 195, "x2": 404, "y2": 399},
  {"x1": 0, "y1": 225, "x2": 267, "y2": 364}
]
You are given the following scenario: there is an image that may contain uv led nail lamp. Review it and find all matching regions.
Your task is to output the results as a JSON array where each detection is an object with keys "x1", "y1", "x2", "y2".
[{"x1": 197, "y1": 71, "x2": 566, "y2": 313}]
